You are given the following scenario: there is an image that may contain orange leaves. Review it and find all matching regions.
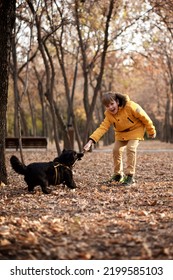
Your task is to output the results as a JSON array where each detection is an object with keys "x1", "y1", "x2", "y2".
[{"x1": 1, "y1": 141, "x2": 173, "y2": 259}]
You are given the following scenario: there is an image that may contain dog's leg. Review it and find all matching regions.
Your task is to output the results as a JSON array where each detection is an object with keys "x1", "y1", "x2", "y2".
[
  {"x1": 28, "y1": 185, "x2": 35, "y2": 192},
  {"x1": 40, "y1": 181, "x2": 51, "y2": 194},
  {"x1": 64, "y1": 172, "x2": 77, "y2": 189},
  {"x1": 67, "y1": 181, "x2": 76, "y2": 189}
]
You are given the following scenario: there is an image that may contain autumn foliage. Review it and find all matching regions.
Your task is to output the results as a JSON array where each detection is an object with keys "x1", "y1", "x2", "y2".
[{"x1": 0, "y1": 140, "x2": 173, "y2": 260}]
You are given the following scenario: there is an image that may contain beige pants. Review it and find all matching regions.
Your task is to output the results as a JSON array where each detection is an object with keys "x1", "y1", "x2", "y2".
[{"x1": 113, "y1": 140, "x2": 139, "y2": 176}]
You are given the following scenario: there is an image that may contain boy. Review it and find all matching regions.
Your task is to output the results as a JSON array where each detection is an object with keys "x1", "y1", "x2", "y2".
[{"x1": 83, "y1": 92, "x2": 156, "y2": 185}]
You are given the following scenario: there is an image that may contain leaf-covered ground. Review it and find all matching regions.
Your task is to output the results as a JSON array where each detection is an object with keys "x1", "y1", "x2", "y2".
[{"x1": 0, "y1": 140, "x2": 173, "y2": 260}]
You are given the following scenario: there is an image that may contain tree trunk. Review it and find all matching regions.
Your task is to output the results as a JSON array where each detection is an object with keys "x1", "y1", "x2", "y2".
[
  {"x1": 0, "y1": 0, "x2": 15, "y2": 184},
  {"x1": 10, "y1": 25, "x2": 19, "y2": 137},
  {"x1": 82, "y1": 0, "x2": 115, "y2": 145},
  {"x1": 163, "y1": 94, "x2": 171, "y2": 142}
]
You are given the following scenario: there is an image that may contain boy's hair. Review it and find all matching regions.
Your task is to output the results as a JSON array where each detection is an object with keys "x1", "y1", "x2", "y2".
[{"x1": 102, "y1": 92, "x2": 128, "y2": 107}]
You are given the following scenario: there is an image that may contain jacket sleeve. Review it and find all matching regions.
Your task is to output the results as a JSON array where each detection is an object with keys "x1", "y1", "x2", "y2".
[
  {"x1": 131, "y1": 102, "x2": 156, "y2": 136},
  {"x1": 89, "y1": 114, "x2": 112, "y2": 143}
]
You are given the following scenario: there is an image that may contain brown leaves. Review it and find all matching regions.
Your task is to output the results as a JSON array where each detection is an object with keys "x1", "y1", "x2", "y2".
[{"x1": 1, "y1": 141, "x2": 173, "y2": 259}]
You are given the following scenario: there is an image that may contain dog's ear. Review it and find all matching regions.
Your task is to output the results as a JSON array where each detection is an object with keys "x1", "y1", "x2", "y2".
[{"x1": 62, "y1": 149, "x2": 67, "y2": 153}]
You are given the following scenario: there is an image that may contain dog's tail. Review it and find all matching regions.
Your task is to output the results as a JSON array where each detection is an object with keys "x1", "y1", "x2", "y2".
[{"x1": 10, "y1": 155, "x2": 27, "y2": 175}]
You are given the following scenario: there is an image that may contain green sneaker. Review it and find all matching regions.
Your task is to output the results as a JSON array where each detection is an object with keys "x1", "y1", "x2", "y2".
[
  {"x1": 121, "y1": 175, "x2": 135, "y2": 185},
  {"x1": 107, "y1": 174, "x2": 124, "y2": 183}
]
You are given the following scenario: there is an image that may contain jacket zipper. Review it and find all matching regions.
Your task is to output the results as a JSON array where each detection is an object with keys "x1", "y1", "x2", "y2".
[{"x1": 127, "y1": 117, "x2": 134, "y2": 123}]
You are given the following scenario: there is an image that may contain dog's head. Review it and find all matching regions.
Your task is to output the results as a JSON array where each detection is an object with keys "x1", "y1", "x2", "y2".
[{"x1": 54, "y1": 149, "x2": 84, "y2": 167}]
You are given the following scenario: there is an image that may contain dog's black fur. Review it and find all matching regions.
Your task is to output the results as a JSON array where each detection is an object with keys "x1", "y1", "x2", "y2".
[{"x1": 10, "y1": 149, "x2": 83, "y2": 194}]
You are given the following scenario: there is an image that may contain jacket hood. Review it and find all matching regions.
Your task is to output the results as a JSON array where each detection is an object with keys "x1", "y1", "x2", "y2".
[{"x1": 124, "y1": 94, "x2": 130, "y2": 102}]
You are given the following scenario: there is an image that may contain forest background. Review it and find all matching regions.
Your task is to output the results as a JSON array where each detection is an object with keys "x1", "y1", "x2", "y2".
[
  {"x1": 0, "y1": 0, "x2": 173, "y2": 184},
  {"x1": 0, "y1": 0, "x2": 173, "y2": 261}
]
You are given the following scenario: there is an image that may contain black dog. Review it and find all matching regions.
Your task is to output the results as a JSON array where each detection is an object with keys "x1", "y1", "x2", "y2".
[{"x1": 10, "y1": 149, "x2": 83, "y2": 194}]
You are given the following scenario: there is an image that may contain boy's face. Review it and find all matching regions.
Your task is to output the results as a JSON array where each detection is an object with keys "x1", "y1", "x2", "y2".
[{"x1": 105, "y1": 100, "x2": 119, "y2": 115}]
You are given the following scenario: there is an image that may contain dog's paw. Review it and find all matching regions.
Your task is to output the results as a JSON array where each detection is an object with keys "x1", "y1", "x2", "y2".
[
  {"x1": 69, "y1": 185, "x2": 76, "y2": 189},
  {"x1": 0, "y1": 181, "x2": 6, "y2": 187},
  {"x1": 42, "y1": 188, "x2": 51, "y2": 194},
  {"x1": 28, "y1": 189, "x2": 35, "y2": 193}
]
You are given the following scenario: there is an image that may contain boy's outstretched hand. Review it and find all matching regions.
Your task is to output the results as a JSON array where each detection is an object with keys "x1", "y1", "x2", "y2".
[
  {"x1": 148, "y1": 133, "x2": 156, "y2": 139},
  {"x1": 83, "y1": 139, "x2": 93, "y2": 152}
]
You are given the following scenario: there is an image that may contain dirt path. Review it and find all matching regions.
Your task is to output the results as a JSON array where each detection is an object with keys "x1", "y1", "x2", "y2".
[{"x1": 0, "y1": 140, "x2": 173, "y2": 259}]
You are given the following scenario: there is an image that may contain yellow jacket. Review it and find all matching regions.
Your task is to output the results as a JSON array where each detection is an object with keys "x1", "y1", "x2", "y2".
[{"x1": 90, "y1": 98, "x2": 156, "y2": 142}]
